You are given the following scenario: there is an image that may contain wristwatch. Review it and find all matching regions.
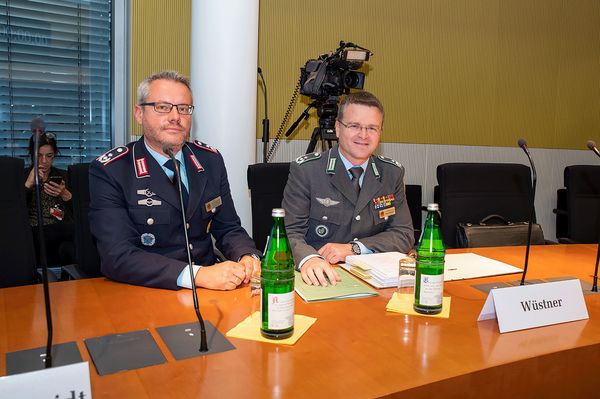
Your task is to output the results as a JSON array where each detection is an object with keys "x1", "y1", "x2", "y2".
[{"x1": 351, "y1": 242, "x2": 361, "y2": 255}]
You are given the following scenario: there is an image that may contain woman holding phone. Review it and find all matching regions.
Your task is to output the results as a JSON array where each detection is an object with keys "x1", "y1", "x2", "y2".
[{"x1": 24, "y1": 120, "x2": 74, "y2": 268}]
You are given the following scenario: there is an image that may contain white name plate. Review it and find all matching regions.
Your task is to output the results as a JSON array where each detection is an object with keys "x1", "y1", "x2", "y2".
[
  {"x1": 478, "y1": 279, "x2": 589, "y2": 333},
  {"x1": 0, "y1": 362, "x2": 92, "y2": 398}
]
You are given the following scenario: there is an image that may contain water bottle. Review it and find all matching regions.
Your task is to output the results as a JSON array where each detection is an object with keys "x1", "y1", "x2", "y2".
[
  {"x1": 260, "y1": 208, "x2": 295, "y2": 339},
  {"x1": 414, "y1": 203, "x2": 445, "y2": 314}
]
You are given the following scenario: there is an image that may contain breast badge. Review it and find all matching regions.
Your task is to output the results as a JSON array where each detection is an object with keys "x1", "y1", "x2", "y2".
[{"x1": 140, "y1": 233, "x2": 156, "y2": 246}]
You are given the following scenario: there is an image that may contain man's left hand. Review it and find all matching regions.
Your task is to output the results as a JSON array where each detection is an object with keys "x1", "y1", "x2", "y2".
[
  {"x1": 318, "y1": 243, "x2": 353, "y2": 264},
  {"x1": 239, "y1": 254, "x2": 261, "y2": 284}
]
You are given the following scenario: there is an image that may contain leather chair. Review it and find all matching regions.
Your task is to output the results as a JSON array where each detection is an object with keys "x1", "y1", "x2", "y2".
[
  {"x1": 555, "y1": 165, "x2": 600, "y2": 243},
  {"x1": 436, "y1": 162, "x2": 537, "y2": 248},
  {"x1": 63, "y1": 163, "x2": 102, "y2": 279},
  {"x1": 0, "y1": 157, "x2": 38, "y2": 287}
]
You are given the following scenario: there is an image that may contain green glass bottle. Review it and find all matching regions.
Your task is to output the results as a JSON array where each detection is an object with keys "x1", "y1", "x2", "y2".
[
  {"x1": 260, "y1": 208, "x2": 295, "y2": 339},
  {"x1": 414, "y1": 203, "x2": 446, "y2": 315}
]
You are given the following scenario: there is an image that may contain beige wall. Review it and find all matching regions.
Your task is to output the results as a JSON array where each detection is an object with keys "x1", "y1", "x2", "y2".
[
  {"x1": 130, "y1": 0, "x2": 191, "y2": 136},
  {"x1": 130, "y1": 0, "x2": 599, "y2": 149}
]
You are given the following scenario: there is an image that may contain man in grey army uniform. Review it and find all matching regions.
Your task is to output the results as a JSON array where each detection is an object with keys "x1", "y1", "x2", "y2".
[{"x1": 282, "y1": 91, "x2": 414, "y2": 286}]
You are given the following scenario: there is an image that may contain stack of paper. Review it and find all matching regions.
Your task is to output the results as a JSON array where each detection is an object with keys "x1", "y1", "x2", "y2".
[
  {"x1": 294, "y1": 268, "x2": 378, "y2": 302},
  {"x1": 343, "y1": 252, "x2": 523, "y2": 289},
  {"x1": 344, "y1": 252, "x2": 408, "y2": 288}
]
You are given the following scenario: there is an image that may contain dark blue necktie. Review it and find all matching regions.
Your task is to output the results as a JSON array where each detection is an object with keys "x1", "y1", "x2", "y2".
[{"x1": 164, "y1": 159, "x2": 189, "y2": 209}]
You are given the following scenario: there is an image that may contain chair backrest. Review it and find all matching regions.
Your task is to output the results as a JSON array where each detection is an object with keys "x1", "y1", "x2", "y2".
[
  {"x1": 0, "y1": 157, "x2": 37, "y2": 287},
  {"x1": 247, "y1": 163, "x2": 291, "y2": 252},
  {"x1": 68, "y1": 163, "x2": 102, "y2": 277},
  {"x1": 436, "y1": 163, "x2": 534, "y2": 248},
  {"x1": 405, "y1": 184, "x2": 422, "y2": 243},
  {"x1": 564, "y1": 165, "x2": 600, "y2": 243},
  {"x1": 247, "y1": 162, "x2": 423, "y2": 251}
]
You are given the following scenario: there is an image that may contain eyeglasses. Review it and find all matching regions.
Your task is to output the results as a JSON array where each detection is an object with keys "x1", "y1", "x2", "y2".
[
  {"x1": 338, "y1": 120, "x2": 382, "y2": 135},
  {"x1": 140, "y1": 102, "x2": 195, "y2": 115}
]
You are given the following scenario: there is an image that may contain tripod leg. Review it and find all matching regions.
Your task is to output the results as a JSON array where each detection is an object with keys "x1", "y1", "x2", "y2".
[{"x1": 306, "y1": 127, "x2": 321, "y2": 154}]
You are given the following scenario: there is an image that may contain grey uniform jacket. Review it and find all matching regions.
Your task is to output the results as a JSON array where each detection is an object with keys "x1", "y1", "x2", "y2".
[{"x1": 282, "y1": 145, "x2": 414, "y2": 267}]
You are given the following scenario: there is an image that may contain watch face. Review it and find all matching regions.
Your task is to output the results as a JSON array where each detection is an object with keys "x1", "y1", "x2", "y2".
[{"x1": 352, "y1": 242, "x2": 361, "y2": 255}]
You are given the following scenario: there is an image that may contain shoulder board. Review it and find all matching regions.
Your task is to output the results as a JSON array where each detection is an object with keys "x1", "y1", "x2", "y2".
[
  {"x1": 193, "y1": 140, "x2": 219, "y2": 154},
  {"x1": 97, "y1": 146, "x2": 129, "y2": 166},
  {"x1": 377, "y1": 155, "x2": 402, "y2": 168},
  {"x1": 295, "y1": 152, "x2": 321, "y2": 165}
]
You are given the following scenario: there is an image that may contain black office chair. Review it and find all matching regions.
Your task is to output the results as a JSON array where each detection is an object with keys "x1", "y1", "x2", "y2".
[
  {"x1": 436, "y1": 162, "x2": 538, "y2": 248},
  {"x1": 247, "y1": 163, "x2": 291, "y2": 252},
  {"x1": 0, "y1": 157, "x2": 38, "y2": 287},
  {"x1": 247, "y1": 162, "x2": 423, "y2": 251},
  {"x1": 62, "y1": 163, "x2": 102, "y2": 279},
  {"x1": 555, "y1": 165, "x2": 600, "y2": 244}
]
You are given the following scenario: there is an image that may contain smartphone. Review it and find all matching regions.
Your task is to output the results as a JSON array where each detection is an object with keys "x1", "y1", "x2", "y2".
[{"x1": 48, "y1": 175, "x2": 64, "y2": 185}]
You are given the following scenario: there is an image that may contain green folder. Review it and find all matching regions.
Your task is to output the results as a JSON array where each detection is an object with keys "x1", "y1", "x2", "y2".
[{"x1": 294, "y1": 268, "x2": 378, "y2": 302}]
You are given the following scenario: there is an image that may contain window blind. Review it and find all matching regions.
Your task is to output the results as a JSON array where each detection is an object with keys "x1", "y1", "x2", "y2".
[{"x1": 0, "y1": 0, "x2": 112, "y2": 169}]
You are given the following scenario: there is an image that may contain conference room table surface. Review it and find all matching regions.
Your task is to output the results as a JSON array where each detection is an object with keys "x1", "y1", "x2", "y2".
[{"x1": 1, "y1": 244, "x2": 599, "y2": 398}]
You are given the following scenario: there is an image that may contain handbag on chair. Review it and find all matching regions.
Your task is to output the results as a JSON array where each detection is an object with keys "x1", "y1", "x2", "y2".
[{"x1": 456, "y1": 214, "x2": 545, "y2": 248}]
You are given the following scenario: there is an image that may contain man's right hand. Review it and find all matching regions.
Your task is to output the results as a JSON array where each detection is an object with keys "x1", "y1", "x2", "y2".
[
  {"x1": 300, "y1": 257, "x2": 342, "y2": 287},
  {"x1": 195, "y1": 261, "x2": 247, "y2": 290}
]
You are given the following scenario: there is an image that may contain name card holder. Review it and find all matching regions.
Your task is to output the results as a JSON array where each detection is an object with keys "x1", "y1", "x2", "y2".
[
  {"x1": 0, "y1": 362, "x2": 91, "y2": 399},
  {"x1": 478, "y1": 279, "x2": 589, "y2": 333}
]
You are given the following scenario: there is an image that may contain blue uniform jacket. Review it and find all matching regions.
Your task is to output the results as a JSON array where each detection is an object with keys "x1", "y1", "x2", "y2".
[{"x1": 89, "y1": 137, "x2": 259, "y2": 289}]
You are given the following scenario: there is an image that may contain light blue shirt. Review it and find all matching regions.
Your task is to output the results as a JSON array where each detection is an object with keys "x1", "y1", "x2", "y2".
[
  {"x1": 144, "y1": 142, "x2": 189, "y2": 192},
  {"x1": 338, "y1": 151, "x2": 369, "y2": 188}
]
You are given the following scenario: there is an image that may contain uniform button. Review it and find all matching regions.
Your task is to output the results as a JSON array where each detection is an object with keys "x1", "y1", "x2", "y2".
[
  {"x1": 384, "y1": 216, "x2": 389, "y2": 221},
  {"x1": 322, "y1": 216, "x2": 328, "y2": 221},
  {"x1": 355, "y1": 215, "x2": 361, "y2": 221},
  {"x1": 147, "y1": 218, "x2": 154, "y2": 225},
  {"x1": 186, "y1": 223, "x2": 190, "y2": 229},
  {"x1": 211, "y1": 208, "x2": 216, "y2": 213},
  {"x1": 189, "y1": 244, "x2": 194, "y2": 250}
]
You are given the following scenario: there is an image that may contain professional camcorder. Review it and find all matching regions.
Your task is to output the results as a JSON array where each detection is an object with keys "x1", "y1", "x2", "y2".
[{"x1": 299, "y1": 41, "x2": 372, "y2": 100}]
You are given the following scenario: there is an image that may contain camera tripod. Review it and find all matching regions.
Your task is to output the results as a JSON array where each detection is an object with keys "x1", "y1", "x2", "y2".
[{"x1": 285, "y1": 96, "x2": 340, "y2": 154}]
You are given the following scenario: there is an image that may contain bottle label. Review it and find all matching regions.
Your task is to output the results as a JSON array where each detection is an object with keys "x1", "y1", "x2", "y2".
[
  {"x1": 267, "y1": 291, "x2": 295, "y2": 330},
  {"x1": 418, "y1": 274, "x2": 444, "y2": 306}
]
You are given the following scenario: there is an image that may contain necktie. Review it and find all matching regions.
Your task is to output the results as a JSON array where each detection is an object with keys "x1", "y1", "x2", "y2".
[
  {"x1": 164, "y1": 159, "x2": 189, "y2": 209},
  {"x1": 349, "y1": 166, "x2": 363, "y2": 194}
]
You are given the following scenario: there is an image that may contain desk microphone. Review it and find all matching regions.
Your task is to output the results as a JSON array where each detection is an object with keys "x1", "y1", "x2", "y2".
[
  {"x1": 586, "y1": 140, "x2": 600, "y2": 292},
  {"x1": 587, "y1": 140, "x2": 600, "y2": 159},
  {"x1": 518, "y1": 138, "x2": 537, "y2": 286},
  {"x1": 165, "y1": 146, "x2": 208, "y2": 352},
  {"x1": 258, "y1": 67, "x2": 270, "y2": 163},
  {"x1": 31, "y1": 131, "x2": 55, "y2": 368}
]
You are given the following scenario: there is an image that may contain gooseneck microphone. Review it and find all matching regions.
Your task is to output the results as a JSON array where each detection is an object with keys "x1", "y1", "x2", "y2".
[
  {"x1": 165, "y1": 147, "x2": 208, "y2": 352},
  {"x1": 32, "y1": 131, "x2": 54, "y2": 368},
  {"x1": 258, "y1": 67, "x2": 270, "y2": 163},
  {"x1": 587, "y1": 140, "x2": 600, "y2": 292},
  {"x1": 518, "y1": 138, "x2": 537, "y2": 286},
  {"x1": 588, "y1": 140, "x2": 600, "y2": 159}
]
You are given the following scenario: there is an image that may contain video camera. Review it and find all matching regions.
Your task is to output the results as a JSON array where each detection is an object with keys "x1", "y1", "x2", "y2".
[{"x1": 299, "y1": 41, "x2": 372, "y2": 101}]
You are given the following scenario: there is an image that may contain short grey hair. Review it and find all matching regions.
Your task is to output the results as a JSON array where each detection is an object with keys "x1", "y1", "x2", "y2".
[
  {"x1": 337, "y1": 91, "x2": 384, "y2": 124},
  {"x1": 136, "y1": 70, "x2": 192, "y2": 104}
]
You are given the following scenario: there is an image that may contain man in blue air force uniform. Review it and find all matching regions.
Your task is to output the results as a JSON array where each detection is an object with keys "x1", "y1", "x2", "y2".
[
  {"x1": 89, "y1": 71, "x2": 260, "y2": 290},
  {"x1": 282, "y1": 91, "x2": 414, "y2": 286}
]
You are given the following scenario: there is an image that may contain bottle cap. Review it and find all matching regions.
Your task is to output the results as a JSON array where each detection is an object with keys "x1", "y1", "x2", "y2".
[
  {"x1": 427, "y1": 203, "x2": 439, "y2": 211},
  {"x1": 272, "y1": 208, "x2": 285, "y2": 217}
]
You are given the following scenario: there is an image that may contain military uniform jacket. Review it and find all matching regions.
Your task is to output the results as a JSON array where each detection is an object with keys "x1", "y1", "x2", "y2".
[
  {"x1": 89, "y1": 137, "x2": 259, "y2": 289},
  {"x1": 282, "y1": 145, "x2": 414, "y2": 266}
]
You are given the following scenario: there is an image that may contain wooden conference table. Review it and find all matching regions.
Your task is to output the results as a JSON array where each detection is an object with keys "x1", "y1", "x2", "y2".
[{"x1": 1, "y1": 244, "x2": 599, "y2": 398}]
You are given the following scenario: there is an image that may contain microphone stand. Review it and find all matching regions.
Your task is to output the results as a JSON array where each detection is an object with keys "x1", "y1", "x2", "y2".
[
  {"x1": 258, "y1": 68, "x2": 270, "y2": 163},
  {"x1": 518, "y1": 139, "x2": 537, "y2": 286},
  {"x1": 166, "y1": 148, "x2": 208, "y2": 352},
  {"x1": 587, "y1": 140, "x2": 600, "y2": 292},
  {"x1": 32, "y1": 132, "x2": 54, "y2": 368}
]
